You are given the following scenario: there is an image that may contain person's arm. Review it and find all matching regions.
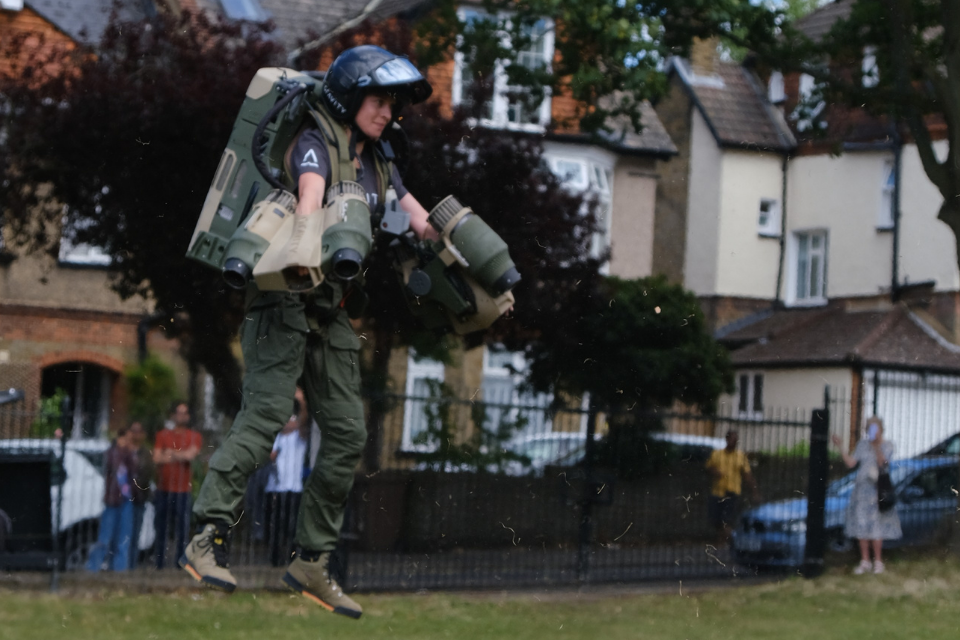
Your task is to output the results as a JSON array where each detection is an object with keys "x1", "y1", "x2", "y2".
[
  {"x1": 400, "y1": 192, "x2": 439, "y2": 241},
  {"x1": 831, "y1": 435, "x2": 858, "y2": 469},
  {"x1": 152, "y1": 435, "x2": 172, "y2": 464},
  {"x1": 872, "y1": 439, "x2": 890, "y2": 467},
  {"x1": 296, "y1": 172, "x2": 326, "y2": 217}
]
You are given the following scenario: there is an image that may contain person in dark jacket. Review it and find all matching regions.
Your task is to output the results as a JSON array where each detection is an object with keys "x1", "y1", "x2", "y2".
[{"x1": 87, "y1": 426, "x2": 136, "y2": 572}]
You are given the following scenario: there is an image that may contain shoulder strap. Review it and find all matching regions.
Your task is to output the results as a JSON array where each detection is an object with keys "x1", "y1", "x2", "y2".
[{"x1": 307, "y1": 98, "x2": 356, "y2": 187}]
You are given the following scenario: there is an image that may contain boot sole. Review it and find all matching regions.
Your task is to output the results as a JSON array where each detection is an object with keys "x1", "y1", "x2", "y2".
[
  {"x1": 179, "y1": 554, "x2": 237, "y2": 593},
  {"x1": 282, "y1": 572, "x2": 362, "y2": 619}
]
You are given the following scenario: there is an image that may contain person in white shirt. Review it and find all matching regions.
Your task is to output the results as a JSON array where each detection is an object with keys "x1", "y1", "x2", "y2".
[{"x1": 265, "y1": 400, "x2": 309, "y2": 566}]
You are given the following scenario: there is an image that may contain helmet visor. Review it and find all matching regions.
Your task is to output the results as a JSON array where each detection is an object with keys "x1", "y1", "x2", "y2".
[{"x1": 373, "y1": 58, "x2": 424, "y2": 85}]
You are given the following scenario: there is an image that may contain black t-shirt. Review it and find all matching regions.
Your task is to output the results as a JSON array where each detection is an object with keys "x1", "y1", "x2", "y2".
[{"x1": 290, "y1": 128, "x2": 408, "y2": 211}]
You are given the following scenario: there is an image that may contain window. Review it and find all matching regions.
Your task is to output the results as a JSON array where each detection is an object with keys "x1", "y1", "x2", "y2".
[
  {"x1": 878, "y1": 158, "x2": 895, "y2": 230},
  {"x1": 401, "y1": 352, "x2": 445, "y2": 451},
  {"x1": 862, "y1": 46, "x2": 879, "y2": 88},
  {"x1": 737, "y1": 372, "x2": 764, "y2": 418},
  {"x1": 794, "y1": 73, "x2": 825, "y2": 132},
  {"x1": 59, "y1": 217, "x2": 111, "y2": 267},
  {"x1": 41, "y1": 362, "x2": 113, "y2": 439},
  {"x1": 768, "y1": 71, "x2": 785, "y2": 104},
  {"x1": 482, "y1": 347, "x2": 551, "y2": 439},
  {"x1": 793, "y1": 230, "x2": 828, "y2": 304},
  {"x1": 452, "y1": 9, "x2": 554, "y2": 131},
  {"x1": 544, "y1": 153, "x2": 614, "y2": 264},
  {"x1": 220, "y1": 0, "x2": 267, "y2": 21},
  {"x1": 757, "y1": 198, "x2": 781, "y2": 237}
]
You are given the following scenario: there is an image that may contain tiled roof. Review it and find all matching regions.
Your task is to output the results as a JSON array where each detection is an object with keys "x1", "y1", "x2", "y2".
[
  {"x1": 548, "y1": 100, "x2": 677, "y2": 157},
  {"x1": 793, "y1": 0, "x2": 853, "y2": 42},
  {"x1": 26, "y1": 0, "x2": 152, "y2": 43},
  {"x1": 671, "y1": 57, "x2": 796, "y2": 152},
  {"x1": 720, "y1": 304, "x2": 960, "y2": 374},
  {"x1": 200, "y1": 0, "x2": 429, "y2": 50}
]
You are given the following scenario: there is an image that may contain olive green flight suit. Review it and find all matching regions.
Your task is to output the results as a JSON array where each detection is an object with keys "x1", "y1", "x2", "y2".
[{"x1": 193, "y1": 102, "x2": 391, "y2": 553}]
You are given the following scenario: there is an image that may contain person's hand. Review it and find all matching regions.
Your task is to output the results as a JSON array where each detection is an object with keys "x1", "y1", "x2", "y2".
[
  {"x1": 270, "y1": 450, "x2": 279, "y2": 462},
  {"x1": 830, "y1": 434, "x2": 842, "y2": 448}
]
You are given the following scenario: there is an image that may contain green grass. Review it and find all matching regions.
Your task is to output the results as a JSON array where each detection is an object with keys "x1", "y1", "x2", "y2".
[{"x1": 3, "y1": 555, "x2": 960, "y2": 640}]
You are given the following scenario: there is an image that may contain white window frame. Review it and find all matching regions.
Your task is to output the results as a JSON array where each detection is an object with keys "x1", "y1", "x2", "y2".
[
  {"x1": 862, "y1": 46, "x2": 879, "y2": 88},
  {"x1": 878, "y1": 157, "x2": 895, "y2": 230},
  {"x1": 795, "y1": 73, "x2": 825, "y2": 132},
  {"x1": 788, "y1": 229, "x2": 828, "y2": 306},
  {"x1": 736, "y1": 371, "x2": 764, "y2": 419},
  {"x1": 757, "y1": 198, "x2": 781, "y2": 237},
  {"x1": 482, "y1": 346, "x2": 552, "y2": 440},
  {"x1": 401, "y1": 352, "x2": 446, "y2": 452},
  {"x1": 543, "y1": 145, "x2": 615, "y2": 269},
  {"x1": 768, "y1": 71, "x2": 785, "y2": 104},
  {"x1": 58, "y1": 216, "x2": 111, "y2": 267},
  {"x1": 451, "y1": 8, "x2": 554, "y2": 132}
]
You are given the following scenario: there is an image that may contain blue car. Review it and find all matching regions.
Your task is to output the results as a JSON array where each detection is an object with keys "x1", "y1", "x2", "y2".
[{"x1": 732, "y1": 456, "x2": 959, "y2": 568}]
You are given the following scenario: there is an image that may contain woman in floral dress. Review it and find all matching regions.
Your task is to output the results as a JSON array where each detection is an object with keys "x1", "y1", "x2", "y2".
[{"x1": 831, "y1": 417, "x2": 901, "y2": 574}]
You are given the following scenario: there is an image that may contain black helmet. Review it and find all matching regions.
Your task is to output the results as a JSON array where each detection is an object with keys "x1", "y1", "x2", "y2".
[{"x1": 321, "y1": 45, "x2": 433, "y2": 122}]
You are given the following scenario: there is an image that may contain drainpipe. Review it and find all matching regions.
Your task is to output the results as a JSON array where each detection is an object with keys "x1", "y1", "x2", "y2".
[
  {"x1": 774, "y1": 153, "x2": 790, "y2": 307},
  {"x1": 891, "y1": 124, "x2": 903, "y2": 302},
  {"x1": 137, "y1": 312, "x2": 168, "y2": 362}
]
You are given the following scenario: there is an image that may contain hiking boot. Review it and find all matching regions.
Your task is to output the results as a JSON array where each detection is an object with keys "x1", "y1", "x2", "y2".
[
  {"x1": 179, "y1": 522, "x2": 237, "y2": 593},
  {"x1": 282, "y1": 550, "x2": 362, "y2": 619}
]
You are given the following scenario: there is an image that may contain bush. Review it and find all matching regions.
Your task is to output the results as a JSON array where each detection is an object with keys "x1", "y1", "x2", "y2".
[{"x1": 125, "y1": 356, "x2": 178, "y2": 435}]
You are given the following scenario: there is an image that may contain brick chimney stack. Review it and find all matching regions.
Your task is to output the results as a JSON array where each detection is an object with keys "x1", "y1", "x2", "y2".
[{"x1": 690, "y1": 37, "x2": 720, "y2": 76}]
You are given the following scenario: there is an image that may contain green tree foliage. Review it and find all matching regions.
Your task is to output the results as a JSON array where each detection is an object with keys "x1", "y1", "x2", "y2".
[
  {"x1": 525, "y1": 275, "x2": 734, "y2": 414},
  {"x1": 415, "y1": 0, "x2": 780, "y2": 135},
  {"x1": 30, "y1": 387, "x2": 68, "y2": 438},
  {"x1": 0, "y1": 11, "x2": 284, "y2": 415},
  {"x1": 750, "y1": 2, "x2": 960, "y2": 278},
  {"x1": 125, "y1": 356, "x2": 179, "y2": 435}
]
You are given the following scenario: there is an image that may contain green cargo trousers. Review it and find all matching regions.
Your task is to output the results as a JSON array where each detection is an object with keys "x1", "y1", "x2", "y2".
[{"x1": 192, "y1": 290, "x2": 366, "y2": 552}]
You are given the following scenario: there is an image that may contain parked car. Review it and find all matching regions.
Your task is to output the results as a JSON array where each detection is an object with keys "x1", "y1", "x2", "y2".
[
  {"x1": 0, "y1": 438, "x2": 155, "y2": 568},
  {"x1": 503, "y1": 431, "x2": 726, "y2": 475},
  {"x1": 924, "y1": 432, "x2": 960, "y2": 456},
  {"x1": 732, "y1": 455, "x2": 960, "y2": 568}
]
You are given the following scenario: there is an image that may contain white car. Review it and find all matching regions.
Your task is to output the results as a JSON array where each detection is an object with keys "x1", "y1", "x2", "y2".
[{"x1": 0, "y1": 438, "x2": 155, "y2": 568}]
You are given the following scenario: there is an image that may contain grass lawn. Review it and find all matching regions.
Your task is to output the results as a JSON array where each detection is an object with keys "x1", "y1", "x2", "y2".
[{"x1": 2, "y1": 554, "x2": 960, "y2": 640}]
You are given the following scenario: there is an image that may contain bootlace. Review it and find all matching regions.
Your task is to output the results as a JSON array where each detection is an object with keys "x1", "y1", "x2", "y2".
[{"x1": 197, "y1": 529, "x2": 231, "y2": 568}]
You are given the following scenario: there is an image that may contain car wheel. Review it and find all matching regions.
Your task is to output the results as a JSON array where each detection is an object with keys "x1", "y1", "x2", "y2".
[{"x1": 826, "y1": 528, "x2": 853, "y2": 553}]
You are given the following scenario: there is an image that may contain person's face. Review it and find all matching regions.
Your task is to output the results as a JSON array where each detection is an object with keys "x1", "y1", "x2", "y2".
[
  {"x1": 129, "y1": 423, "x2": 145, "y2": 447},
  {"x1": 726, "y1": 431, "x2": 739, "y2": 450},
  {"x1": 172, "y1": 403, "x2": 190, "y2": 428},
  {"x1": 353, "y1": 92, "x2": 396, "y2": 140}
]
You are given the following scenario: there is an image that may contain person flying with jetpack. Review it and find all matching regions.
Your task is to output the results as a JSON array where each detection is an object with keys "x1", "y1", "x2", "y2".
[{"x1": 182, "y1": 45, "x2": 520, "y2": 618}]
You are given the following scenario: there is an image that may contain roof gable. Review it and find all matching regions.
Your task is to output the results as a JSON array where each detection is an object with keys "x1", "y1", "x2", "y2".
[
  {"x1": 670, "y1": 57, "x2": 796, "y2": 152},
  {"x1": 26, "y1": 0, "x2": 152, "y2": 44}
]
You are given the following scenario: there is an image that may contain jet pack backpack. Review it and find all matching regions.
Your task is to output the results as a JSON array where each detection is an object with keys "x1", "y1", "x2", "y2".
[{"x1": 185, "y1": 67, "x2": 325, "y2": 285}]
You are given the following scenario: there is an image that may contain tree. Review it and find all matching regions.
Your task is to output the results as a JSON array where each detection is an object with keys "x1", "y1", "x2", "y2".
[{"x1": 0, "y1": 11, "x2": 284, "y2": 415}]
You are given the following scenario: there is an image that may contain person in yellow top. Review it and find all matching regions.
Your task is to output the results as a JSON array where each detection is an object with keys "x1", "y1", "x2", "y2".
[{"x1": 705, "y1": 430, "x2": 760, "y2": 545}]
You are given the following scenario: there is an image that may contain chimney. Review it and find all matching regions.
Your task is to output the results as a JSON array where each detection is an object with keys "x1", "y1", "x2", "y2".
[{"x1": 690, "y1": 37, "x2": 720, "y2": 76}]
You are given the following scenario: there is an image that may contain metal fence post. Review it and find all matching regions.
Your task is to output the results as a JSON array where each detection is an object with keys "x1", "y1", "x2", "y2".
[
  {"x1": 577, "y1": 401, "x2": 600, "y2": 583},
  {"x1": 802, "y1": 386, "x2": 830, "y2": 578},
  {"x1": 50, "y1": 396, "x2": 71, "y2": 592}
]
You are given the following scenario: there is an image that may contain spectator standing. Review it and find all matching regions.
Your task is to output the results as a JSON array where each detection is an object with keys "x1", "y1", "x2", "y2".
[
  {"x1": 705, "y1": 430, "x2": 760, "y2": 547},
  {"x1": 264, "y1": 400, "x2": 308, "y2": 566},
  {"x1": 832, "y1": 417, "x2": 901, "y2": 574},
  {"x1": 87, "y1": 426, "x2": 135, "y2": 572},
  {"x1": 153, "y1": 402, "x2": 202, "y2": 569},
  {"x1": 128, "y1": 421, "x2": 153, "y2": 569}
]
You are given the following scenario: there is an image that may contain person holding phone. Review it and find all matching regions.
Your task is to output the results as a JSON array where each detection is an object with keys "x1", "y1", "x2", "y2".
[{"x1": 831, "y1": 416, "x2": 901, "y2": 574}]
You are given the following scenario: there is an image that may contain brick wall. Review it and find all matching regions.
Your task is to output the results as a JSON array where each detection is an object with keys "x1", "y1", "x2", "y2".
[{"x1": 0, "y1": 6, "x2": 75, "y2": 79}]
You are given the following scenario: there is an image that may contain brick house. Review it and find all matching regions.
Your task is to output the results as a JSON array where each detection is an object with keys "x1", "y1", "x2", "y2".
[{"x1": 0, "y1": 0, "x2": 187, "y2": 439}]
